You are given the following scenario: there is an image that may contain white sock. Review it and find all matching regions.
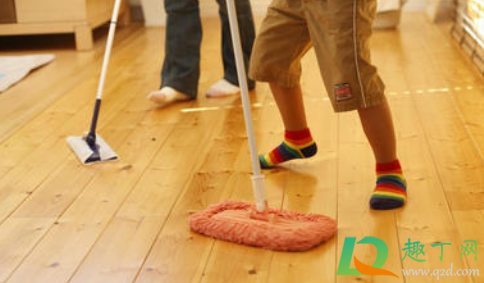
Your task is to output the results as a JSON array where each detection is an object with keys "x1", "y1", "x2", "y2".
[
  {"x1": 147, "y1": 87, "x2": 191, "y2": 106},
  {"x1": 206, "y1": 79, "x2": 240, "y2": 97}
]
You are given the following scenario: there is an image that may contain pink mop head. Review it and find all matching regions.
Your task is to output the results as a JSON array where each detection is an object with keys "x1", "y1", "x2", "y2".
[{"x1": 189, "y1": 200, "x2": 337, "y2": 252}]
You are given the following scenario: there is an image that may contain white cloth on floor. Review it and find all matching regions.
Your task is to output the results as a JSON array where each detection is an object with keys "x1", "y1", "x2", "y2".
[
  {"x1": 0, "y1": 54, "x2": 55, "y2": 93},
  {"x1": 378, "y1": 0, "x2": 401, "y2": 12}
]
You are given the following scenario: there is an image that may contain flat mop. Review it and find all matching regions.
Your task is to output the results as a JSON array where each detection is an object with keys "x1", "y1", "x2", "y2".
[
  {"x1": 189, "y1": 0, "x2": 336, "y2": 252},
  {"x1": 66, "y1": 0, "x2": 121, "y2": 165}
]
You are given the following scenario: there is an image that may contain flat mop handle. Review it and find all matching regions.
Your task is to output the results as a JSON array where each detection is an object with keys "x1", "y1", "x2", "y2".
[
  {"x1": 89, "y1": 0, "x2": 123, "y2": 136},
  {"x1": 226, "y1": 0, "x2": 266, "y2": 211},
  {"x1": 97, "y1": 0, "x2": 123, "y2": 100}
]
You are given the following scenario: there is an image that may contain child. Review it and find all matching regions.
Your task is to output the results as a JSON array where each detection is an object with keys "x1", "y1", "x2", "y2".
[{"x1": 249, "y1": 0, "x2": 406, "y2": 210}]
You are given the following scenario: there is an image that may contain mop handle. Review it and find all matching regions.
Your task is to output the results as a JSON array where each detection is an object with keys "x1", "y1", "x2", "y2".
[
  {"x1": 226, "y1": 0, "x2": 267, "y2": 212},
  {"x1": 96, "y1": 0, "x2": 123, "y2": 100},
  {"x1": 88, "y1": 0, "x2": 123, "y2": 138}
]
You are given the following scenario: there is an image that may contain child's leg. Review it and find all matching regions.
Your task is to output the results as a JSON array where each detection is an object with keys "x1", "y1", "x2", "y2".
[
  {"x1": 295, "y1": 0, "x2": 407, "y2": 209},
  {"x1": 259, "y1": 84, "x2": 317, "y2": 169},
  {"x1": 270, "y1": 84, "x2": 308, "y2": 131},
  {"x1": 357, "y1": 100, "x2": 396, "y2": 164},
  {"x1": 246, "y1": 0, "x2": 317, "y2": 168},
  {"x1": 358, "y1": 101, "x2": 406, "y2": 210}
]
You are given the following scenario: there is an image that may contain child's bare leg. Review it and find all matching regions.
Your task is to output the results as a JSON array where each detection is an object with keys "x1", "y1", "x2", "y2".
[
  {"x1": 357, "y1": 100, "x2": 396, "y2": 163},
  {"x1": 259, "y1": 83, "x2": 317, "y2": 169},
  {"x1": 270, "y1": 83, "x2": 308, "y2": 131},
  {"x1": 358, "y1": 100, "x2": 407, "y2": 210}
]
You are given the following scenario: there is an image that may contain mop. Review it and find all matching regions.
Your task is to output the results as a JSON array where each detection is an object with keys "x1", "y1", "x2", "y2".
[
  {"x1": 66, "y1": 0, "x2": 121, "y2": 165},
  {"x1": 189, "y1": 0, "x2": 336, "y2": 252}
]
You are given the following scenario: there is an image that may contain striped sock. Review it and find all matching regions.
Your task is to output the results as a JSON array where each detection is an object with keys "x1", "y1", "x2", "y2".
[
  {"x1": 370, "y1": 160, "x2": 407, "y2": 210},
  {"x1": 259, "y1": 128, "x2": 317, "y2": 169}
]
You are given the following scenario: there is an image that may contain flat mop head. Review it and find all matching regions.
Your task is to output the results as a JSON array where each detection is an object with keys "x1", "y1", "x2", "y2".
[
  {"x1": 189, "y1": 200, "x2": 336, "y2": 252},
  {"x1": 66, "y1": 134, "x2": 118, "y2": 165}
]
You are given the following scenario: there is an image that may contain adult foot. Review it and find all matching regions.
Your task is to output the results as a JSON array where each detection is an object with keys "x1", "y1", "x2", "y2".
[
  {"x1": 147, "y1": 87, "x2": 191, "y2": 106},
  {"x1": 206, "y1": 79, "x2": 240, "y2": 98}
]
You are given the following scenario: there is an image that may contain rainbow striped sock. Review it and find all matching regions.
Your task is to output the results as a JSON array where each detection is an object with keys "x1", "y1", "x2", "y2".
[
  {"x1": 259, "y1": 128, "x2": 317, "y2": 169},
  {"x1": 370, "y1": 160, "x2": 407, "y2": 210}
]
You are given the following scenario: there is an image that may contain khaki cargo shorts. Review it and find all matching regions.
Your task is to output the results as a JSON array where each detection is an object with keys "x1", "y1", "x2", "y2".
[{"x1": 249, "y1": 0, "x2": 386, "y2": 112}]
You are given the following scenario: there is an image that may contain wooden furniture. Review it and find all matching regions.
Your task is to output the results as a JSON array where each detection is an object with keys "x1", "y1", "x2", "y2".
[
  {"x1": 0, "y1": 0, "x2": 17, "y2": 24},
  {"x1": 0, "y1": 0, "x2": 130, "y2": 50}
]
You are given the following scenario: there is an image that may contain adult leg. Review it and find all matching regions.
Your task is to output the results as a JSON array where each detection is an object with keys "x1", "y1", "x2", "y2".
[
  {"x1": 161, "y1": 0, "x2": 202, "y2": 99},
  {"x1": 215, "y1": 0, "x2": 256, "y2": 90}
]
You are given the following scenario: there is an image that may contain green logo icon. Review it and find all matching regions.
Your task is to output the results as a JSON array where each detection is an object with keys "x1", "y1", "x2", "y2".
[{"x1": 337, "y1": 237, "x2": 399, "y2": 278}]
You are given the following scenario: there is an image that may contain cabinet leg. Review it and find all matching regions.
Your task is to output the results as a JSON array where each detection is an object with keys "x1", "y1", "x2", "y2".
[
  {"x1": 75, "y1": 25, "x2": 93, "y2": 51},
  {"x1": 119, "y1": 0, "x2": 132, "y2": 27}
]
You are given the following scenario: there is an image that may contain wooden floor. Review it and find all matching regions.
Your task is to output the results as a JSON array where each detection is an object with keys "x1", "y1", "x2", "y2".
[{"x1": 0, "y1": 13, "x2": 483, "y2": 283}]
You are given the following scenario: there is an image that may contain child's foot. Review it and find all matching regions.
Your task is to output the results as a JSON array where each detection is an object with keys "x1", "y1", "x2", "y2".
[
  {"x1": 259, "y1": 128, "x2": 317, "y2": 169},
  {"x1": 370, "y1": 160, "x2": 407, "y2": 210},
  {"x1": 206, "y1": 79, "x2": 240, "y2": 97},
  {"x1": 147, "y1": 87, "x2": 191, "y2": 106}
]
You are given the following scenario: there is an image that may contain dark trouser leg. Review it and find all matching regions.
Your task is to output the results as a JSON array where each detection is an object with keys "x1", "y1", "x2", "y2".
[
  {"x1": 161, "y1": 0, "x2": 201, "y2": 99},
  {"x1": 216, "y1": 0, "x2": 256, "y2": 89}
]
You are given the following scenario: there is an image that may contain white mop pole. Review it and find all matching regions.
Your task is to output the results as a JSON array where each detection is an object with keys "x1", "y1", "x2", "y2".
[
  {"x1": 226, "y1": 0, "x2": 267, "y2": 212},
  {"x1": 86, "y1": 0, "x2": 123, "y2": 145},
  {"x1": 97, "y1": 0, "x2": 123, "y2": 100}
]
